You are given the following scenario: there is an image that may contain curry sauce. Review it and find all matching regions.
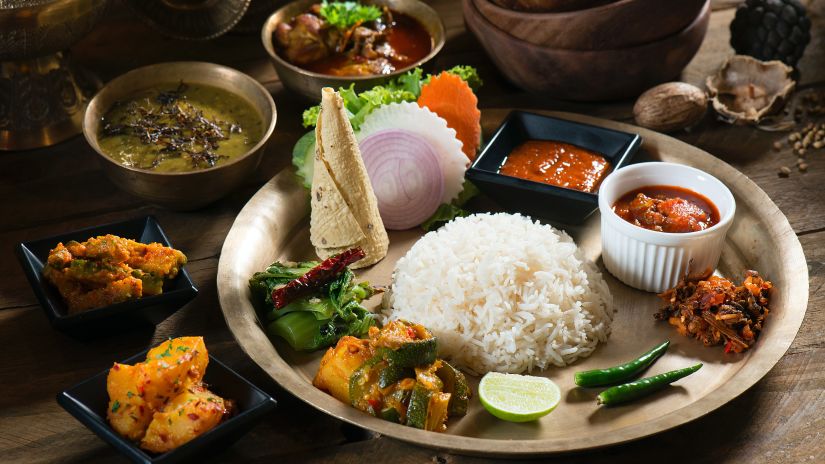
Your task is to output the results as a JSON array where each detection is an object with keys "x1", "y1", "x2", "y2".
[
  {"x1": 499, "y1": 140, "x2": 611, "y2": 193},
  {"x1": 612, "y1": 185, "x2": 720, "y2": 233}
]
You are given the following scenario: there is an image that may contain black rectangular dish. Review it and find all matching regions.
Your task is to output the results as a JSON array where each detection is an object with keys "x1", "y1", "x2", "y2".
[
  {"x1": 15, "y1": 216, "x2": 197, "y2": 338},
  {"x1": 466, "y1": 111, "x2": 642, "y2": 224},
  {"x1": 57, "y1": 350, "x2": 277, "y2": 464}
]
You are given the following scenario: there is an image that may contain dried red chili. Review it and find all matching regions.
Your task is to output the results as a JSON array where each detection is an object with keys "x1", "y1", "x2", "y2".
[{"x1": 271, "y1": 248, "x2": 365, "y2": 309}]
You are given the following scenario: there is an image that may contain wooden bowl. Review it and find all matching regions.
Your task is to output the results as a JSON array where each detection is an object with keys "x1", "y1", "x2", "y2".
[
  {"x1": 475, "y1": 0, "x2": 706, "y2": 49},
  {"x1": 489, "y1": 0, "x2": 614, "y2": 12},
  {"x1": 463, "y1": 0, "x2": 709, "y2": 101}
]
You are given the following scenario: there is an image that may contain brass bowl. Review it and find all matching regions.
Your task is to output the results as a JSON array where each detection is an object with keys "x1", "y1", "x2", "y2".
[
  {"x1": 261, "y1": 0, "x2": 446, "y2": 101},
  {"x1": 83, "y1": 62, "x2": 277, "y2": 210}
]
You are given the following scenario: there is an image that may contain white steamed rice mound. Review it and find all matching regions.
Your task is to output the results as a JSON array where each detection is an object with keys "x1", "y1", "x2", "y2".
[{"x1": 383, "y1": 213, "x2": 613, "y2": 374}]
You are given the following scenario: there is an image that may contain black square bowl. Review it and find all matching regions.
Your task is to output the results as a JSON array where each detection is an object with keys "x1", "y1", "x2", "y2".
[
  {"x1": 57, "y1": 351, "x2": 277, "y2": 464},
  {"x1": 16, "y1": 216, "x2": 198, "y2": 338},
  {"x1": 466, "y1": 111, "x2": 642, "y2": 224}
]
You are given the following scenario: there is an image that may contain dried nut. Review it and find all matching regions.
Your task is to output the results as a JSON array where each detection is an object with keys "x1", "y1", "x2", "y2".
[
  {"x1": 779, "y1": 166, "x2": 792, "y2": 176},
  {"x1": 797, "y1": 158, "x2": 805, "y2": 165},
  {"x1": 773, "y1": 141, "x2": 782, "y2": 151},
  {"x1": 815, "y1": 141, "x2": 824, "y2": 149},
  {"x1": 799, "y1": 163, "x2": 809, "y2": 172},
  {"x1": 799, "y1": 148, "x2": 807, "y2": 155},
  {"x1": 794, "y1": 141, "x2": 802, "y2": 150},
  {"x1": 789, "y1": 133, "x2": 800, "y2": 141},
  {"x1": 634, "y1": 82, "x2": 707, "y2": 132}
]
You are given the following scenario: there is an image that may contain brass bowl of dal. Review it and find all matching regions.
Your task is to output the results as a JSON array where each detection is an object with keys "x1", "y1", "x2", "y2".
[
  {"x1": 83, "y1": 61, "x2": 277, "y2": 210},
  {"x1": 261, "y1": 0, "x2": 446, "y2": 101}
]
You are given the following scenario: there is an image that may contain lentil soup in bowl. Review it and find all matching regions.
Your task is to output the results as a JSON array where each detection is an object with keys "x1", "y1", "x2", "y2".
[{"x1": 83, "y1": 62, "x2": 277, "y2": 210}]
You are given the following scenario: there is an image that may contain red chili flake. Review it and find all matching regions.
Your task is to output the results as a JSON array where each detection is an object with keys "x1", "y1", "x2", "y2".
[
  {"x1": 271, "y1": 248, "x2": 365, "y2": 309},
  {"x1": 406, "y1": 327, "x2": 417, "y2": 339},
  {"x1": 113, "y1": 364, "x2": 120, "y2": 371},
  {"x1": 188, "y1": 413, "x2": 200, "y2": 421},
  {"x1": 724, "y1": 340, "x2": 734, "y2": 353},
  {"x1": 367, "y1": 399, "x2": 381, "y2": 411}
]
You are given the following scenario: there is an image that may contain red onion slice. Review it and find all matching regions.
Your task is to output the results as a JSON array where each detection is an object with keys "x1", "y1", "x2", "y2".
[{"x1": 360, "y1": 129, "x2": 444, "y2": 230}]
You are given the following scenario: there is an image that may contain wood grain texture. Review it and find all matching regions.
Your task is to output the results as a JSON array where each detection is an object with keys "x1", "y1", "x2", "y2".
[
  {"x1": 462, "y1": 0, "x2": 711, "y2": 100},
  {"x1": 0, "y1": 1, "x2": 823, "y2": 463},
  {"x1": 473, "y1": 0, "x2": 706, "y2": 50}
]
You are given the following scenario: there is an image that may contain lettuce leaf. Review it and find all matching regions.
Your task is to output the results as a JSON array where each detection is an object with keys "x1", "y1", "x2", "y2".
[
  {"x1": 420, "y1": 180, "x2": 480, "y2": 231},
  {"x1": 300, "y1": 66, "x2": 479, "y2": 130}
]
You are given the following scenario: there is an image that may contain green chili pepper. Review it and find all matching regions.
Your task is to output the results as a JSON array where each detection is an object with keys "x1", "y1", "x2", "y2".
[
  {"x1": 574, "y1": 341, "x2": 670, "y2": 387},
  {"x1": 596, "y1": 363, "x2": 703, "y2": 406}
]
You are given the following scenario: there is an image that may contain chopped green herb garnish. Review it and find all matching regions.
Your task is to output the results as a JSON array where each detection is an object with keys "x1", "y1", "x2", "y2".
[
  {"x1": 111, "y1": 400, "x2": 121, "y2": 413},
  {"x1": 176, "y1": 346, "x2": 190, "y2": 352},
  {"x1": 126, "y1": 391, "x2": 134, "y2": 399},
  {"x1": 318, "y1": 1, "x2": 382, "y2": 31}
]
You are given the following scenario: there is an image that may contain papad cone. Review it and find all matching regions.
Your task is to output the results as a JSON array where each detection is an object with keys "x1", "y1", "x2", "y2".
[{"x1": 310, "y1": 88, "x2": 389, "y2": 268}]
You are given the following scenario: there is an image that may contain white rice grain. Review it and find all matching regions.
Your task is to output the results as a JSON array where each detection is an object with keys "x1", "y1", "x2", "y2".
[{"x1": 382, "y1": 213, "x2": 613, "y2": 374}]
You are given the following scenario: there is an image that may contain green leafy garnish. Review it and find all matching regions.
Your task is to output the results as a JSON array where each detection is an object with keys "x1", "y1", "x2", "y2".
[
  {"x1": 111, "y1": 400, "x2": 121, "y2": 413},
  {"x1": 423, "y1": 65, "x2": 483, "y2": 92},
  {"x1": 248, "y1": 261, "x2": 377, "y2": 351},
  {"x1": 319, "y1": 1, "x2": 382, "y2": 30},
  {"x1": 421, "y1": 180, "x2": 480, "y2": 231}
]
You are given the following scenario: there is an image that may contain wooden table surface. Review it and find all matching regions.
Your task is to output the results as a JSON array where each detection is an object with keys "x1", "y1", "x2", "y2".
[{"x1": 2, "y1": 1, "x2": 824, "y2": 463}]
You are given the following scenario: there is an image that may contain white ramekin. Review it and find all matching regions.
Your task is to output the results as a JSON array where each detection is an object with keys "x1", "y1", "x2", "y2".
[{"x1": 598, "y1": 162, "x2": 736, "y2": 293}]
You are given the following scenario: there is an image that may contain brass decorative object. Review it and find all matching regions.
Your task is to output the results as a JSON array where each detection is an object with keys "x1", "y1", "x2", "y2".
[
  {"x1": 125, "y1": 0, "x2": 251, "y2": 40},
  {"x1": 0, "y1": 0, "x2": 110, "y2": 151}
]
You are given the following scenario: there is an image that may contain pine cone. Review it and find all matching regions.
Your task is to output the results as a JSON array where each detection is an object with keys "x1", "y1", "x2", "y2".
[{"x1": 730, "y1": 0, "x2": 811, "y2": 67}]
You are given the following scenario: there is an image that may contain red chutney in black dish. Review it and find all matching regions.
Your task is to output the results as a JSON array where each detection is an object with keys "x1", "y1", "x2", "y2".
[
  {"x1": 499, "y1": 140, "x2": 611, "y2": 193},
  {"x1": 612, "y1": 185, "x2": 720, "y2": 233}
]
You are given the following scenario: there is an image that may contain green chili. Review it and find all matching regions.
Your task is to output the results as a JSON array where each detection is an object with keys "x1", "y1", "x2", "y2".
[
  {"x1": 596, "y1": 363, "x2": 703, "y2": 406},
  {"x1": 574, "y1": 341, "x2": 670, "y2": 387}
]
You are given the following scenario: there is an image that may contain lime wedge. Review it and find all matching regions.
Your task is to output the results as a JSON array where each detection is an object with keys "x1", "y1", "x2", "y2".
[{"x1": 478, "y1": 372, "x2": 561, "y2": 422}]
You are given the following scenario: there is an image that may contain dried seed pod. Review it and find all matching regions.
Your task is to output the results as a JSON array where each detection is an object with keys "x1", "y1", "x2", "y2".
[
  {"x1": 706, "y1": 55, "x2": 795, "y2": 125},
  {"x1": 634, "y1": 82, "x2": 708, "y2": 132}
]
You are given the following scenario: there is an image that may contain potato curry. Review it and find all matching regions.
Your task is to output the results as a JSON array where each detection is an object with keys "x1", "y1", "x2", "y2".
[
  {"x1": 313, "y1": 320, "x2": 469, "y2": 432},
  {"x1": 107, "y1": 337, "x2": 233, "y2": 453}
]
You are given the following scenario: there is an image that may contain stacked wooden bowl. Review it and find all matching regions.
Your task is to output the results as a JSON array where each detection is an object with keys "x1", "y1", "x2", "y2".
[{"x1": 464, "y1": 0, "x2": 710, "y2": 101}]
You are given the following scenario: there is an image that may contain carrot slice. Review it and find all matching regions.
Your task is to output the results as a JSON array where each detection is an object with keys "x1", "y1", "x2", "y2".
[{"x1": 418, "y1": 72, "x2": 481, "y2": 161}]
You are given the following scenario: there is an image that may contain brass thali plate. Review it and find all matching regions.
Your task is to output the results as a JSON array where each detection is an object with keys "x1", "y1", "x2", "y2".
[{"x1": 216, "y1": 110, "x2": 808, "y2": 456}]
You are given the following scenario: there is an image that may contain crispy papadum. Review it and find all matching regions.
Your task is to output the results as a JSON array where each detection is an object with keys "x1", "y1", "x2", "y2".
[{"x1": 310, "y1": 88, "x2": 388, "y2": 268}]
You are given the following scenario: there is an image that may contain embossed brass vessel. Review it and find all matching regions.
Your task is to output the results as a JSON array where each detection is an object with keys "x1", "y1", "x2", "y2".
[{"x1": 0, "y1": 0, "x2": 110, "y2": 151}]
